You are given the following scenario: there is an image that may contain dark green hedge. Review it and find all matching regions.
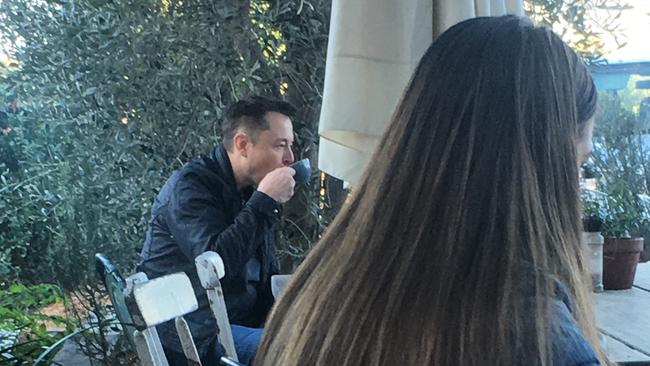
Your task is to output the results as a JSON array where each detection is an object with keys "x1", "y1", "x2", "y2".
[{"x1": 0, "y1": 0, "x2": 331, "y2": 289}]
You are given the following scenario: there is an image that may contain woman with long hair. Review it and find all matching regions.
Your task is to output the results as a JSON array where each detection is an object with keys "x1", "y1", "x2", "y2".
[{"x1": 256, "y1": 15, "x2": 606, "y2": 365}]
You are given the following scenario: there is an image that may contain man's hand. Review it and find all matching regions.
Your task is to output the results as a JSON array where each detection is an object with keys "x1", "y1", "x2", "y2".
[{"x1": 257, "y1": 167, "x2": 296, "y2": 203}]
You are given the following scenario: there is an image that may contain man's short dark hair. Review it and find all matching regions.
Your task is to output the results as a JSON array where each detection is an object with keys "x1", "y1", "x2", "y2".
[{"x1": 222, "y1": 95, "x2": 296, "y2": 151}]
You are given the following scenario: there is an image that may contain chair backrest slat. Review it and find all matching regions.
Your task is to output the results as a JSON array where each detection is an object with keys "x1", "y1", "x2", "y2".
[{"x1": 176, "y1": 317, "x2": 202, "y2": 366}]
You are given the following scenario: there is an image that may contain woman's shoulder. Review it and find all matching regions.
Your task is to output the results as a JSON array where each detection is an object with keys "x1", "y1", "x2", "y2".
[{"x1": 549, "y1": 283, "x2": 601, "y2": 366}]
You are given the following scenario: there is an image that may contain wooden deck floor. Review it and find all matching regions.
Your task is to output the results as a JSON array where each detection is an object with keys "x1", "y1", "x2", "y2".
[{"x1": 595, "y1": 262, "x2": 650, "y2": 363}]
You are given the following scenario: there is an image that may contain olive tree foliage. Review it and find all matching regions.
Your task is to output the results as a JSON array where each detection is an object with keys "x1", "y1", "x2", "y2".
[
  {"x1": 0, "y1": 0, "x2": 331, "y2": 290},
  {"x1": 524, "y1": 0, "x2": 630, "y2": 63}
]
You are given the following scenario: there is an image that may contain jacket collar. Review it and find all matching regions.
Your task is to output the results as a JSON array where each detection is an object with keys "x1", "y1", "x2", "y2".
[{"x1": 211, "y1": 144, "x2": 254, "y2": 199}]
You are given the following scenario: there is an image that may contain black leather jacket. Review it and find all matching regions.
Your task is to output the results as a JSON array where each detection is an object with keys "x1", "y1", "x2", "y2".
[{"x1": 137, "y1": 144, "x2": 280, "y2": 355}]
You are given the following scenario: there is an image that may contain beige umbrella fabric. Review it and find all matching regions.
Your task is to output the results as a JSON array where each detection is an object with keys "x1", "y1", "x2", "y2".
[{"x1": 318, "y1": 0, "x2": 524, "y2": 184}]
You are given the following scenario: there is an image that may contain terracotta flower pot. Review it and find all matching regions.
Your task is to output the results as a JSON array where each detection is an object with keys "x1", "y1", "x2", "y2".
[{"x1": 603, "y1": 237, "x2": 643, "y2": 290}]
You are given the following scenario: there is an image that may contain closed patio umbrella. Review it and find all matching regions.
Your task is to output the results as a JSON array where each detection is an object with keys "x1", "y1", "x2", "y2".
[{"x1": 318, "y1": 0, "x2": 524, "y2": 184}]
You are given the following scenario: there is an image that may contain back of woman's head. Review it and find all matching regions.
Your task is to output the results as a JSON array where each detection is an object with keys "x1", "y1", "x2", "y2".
[{"x1": 255, "y1": 15, "x2": 602, "y2": 366}]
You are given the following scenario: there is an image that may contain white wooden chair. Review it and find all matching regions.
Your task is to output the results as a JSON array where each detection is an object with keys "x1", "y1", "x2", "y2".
[{"x1": 96, "y1": 252, "x2": 244, "y2": 366}]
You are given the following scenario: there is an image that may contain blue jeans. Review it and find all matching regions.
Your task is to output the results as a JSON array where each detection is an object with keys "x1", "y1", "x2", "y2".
[
  {"x1": 163, "y1": 325, "x2": 262, "y2": 366},
  {"x1": 230, "y1": 324, "x2": 262, "y2": 365}
]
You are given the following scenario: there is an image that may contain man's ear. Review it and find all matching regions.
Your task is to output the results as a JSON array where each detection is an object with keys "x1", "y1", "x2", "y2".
[{"x1": 233, "y1": 131, "x2": 249, "y2": 158}]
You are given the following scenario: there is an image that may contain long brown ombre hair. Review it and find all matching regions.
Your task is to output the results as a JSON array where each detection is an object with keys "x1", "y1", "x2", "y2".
[{"x1": 256, "y1": 16, "x2": 605, "y2": 366}]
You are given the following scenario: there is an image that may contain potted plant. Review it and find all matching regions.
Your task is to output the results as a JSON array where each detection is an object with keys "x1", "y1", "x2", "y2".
[
  {"x1": 589, "y1": 93, "x2": 649, "y2": 289},
  {"x1": 599, "y1": 190, "x2": 645, "y2": 290},
  {"x1": 581, "y1": 176, "x2": 644, "y2": 291}
]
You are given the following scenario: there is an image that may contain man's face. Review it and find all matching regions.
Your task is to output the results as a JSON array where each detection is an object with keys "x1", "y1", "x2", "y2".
[{"x1": 245, "y1": 111, "x2": 295, "y2": 185}]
